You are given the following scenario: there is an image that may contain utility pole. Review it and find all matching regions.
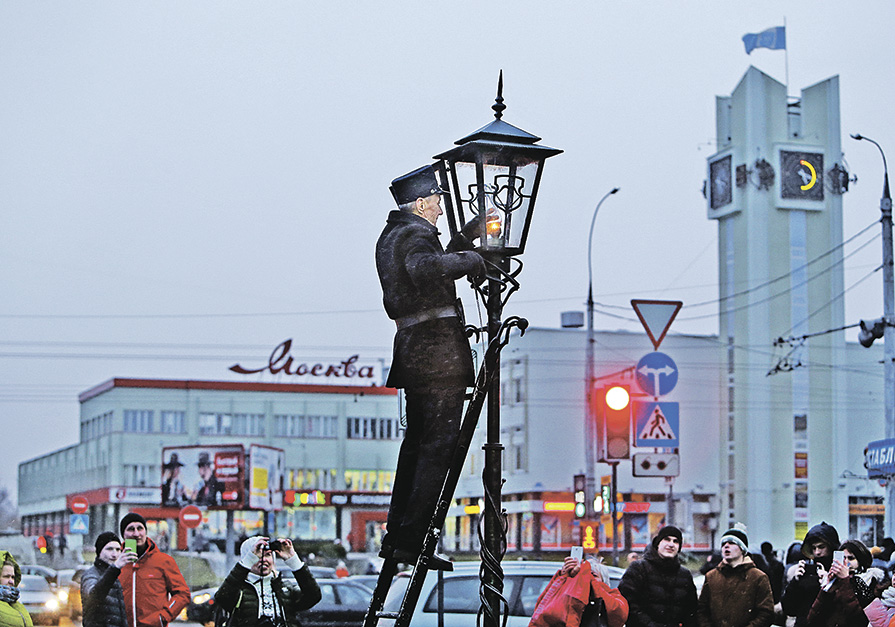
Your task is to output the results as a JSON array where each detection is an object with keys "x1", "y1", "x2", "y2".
[
  {"x1": 586, "y1": 188, "x2": 619, "y2": 518},
  {"x1": 852, "y1": 134, "x2": 895, "y2": 534}
]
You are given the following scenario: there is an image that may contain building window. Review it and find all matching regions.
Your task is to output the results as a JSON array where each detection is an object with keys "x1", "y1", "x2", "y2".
[
  {"x1": 124, "y1": 464, "x2": 157, "y2": 487},
  {"x1": 347, "y1": 417, "x2": 402, "y2": 440},
  {"x1": 198, "y1": 413, "x2": 232, "y2": 435},
  {"x1": 275, "y1": 414, "x2": 336, "y2": 439},
  {"x1": 124, "y1": 410, "x2": 154, "y2": 433},
  {"x1": 160, "y1": 411, "x2": 186, "y2": 434},
  {"x1": 232, "y1": 413, "x2": 265, "y2": 436}
]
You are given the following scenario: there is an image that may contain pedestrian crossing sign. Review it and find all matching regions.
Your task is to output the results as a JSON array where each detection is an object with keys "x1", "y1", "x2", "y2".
[
  {"x1": 634, "y1": 401, "x2": 679, "y2": 447},
  {"x1": 69, "y1": 514, "x2": 89, "y2": 535}
]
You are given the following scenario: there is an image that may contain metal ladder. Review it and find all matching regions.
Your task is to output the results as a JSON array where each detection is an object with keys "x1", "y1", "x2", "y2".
[{"x1": 363, "y1": 316, "x2": 528, "y2": 627}]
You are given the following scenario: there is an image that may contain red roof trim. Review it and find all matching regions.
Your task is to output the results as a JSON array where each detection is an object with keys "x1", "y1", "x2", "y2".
[{"x1": 79, "y1": 378, "x2": 397, "y2": 402}]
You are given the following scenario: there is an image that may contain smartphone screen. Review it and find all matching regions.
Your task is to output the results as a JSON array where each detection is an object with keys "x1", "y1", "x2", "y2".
[
  {"x1": 124, "y1": 539, "x2": 137, "y2": 554},
  {"x1": 570, "y1": 546, "x2": 583, "y2": 561}
]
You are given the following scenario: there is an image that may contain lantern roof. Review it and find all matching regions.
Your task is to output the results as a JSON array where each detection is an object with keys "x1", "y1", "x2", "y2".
[{"x1": 436, "y1": 71, "x2": 562, "y2": 156}]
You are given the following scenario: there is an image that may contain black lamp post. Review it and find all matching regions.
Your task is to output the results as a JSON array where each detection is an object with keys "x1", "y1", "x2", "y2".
[{"x1": 434, "y1": 72, "x2": 561, "y2": 627}]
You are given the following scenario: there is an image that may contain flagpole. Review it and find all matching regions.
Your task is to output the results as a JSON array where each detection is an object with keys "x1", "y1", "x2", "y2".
[{"x1": 784, "y1": 17, "x2": 790, "y2": 99}]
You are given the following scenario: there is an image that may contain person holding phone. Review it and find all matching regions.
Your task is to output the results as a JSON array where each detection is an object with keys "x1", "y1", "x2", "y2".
[
  {"x1": 118, "y1": 512, "x2": 190, "y2": 627},
  {"x1": 782, "y1": 522, "x2": 840, "y2": 627},
  {"x1": 806, "y1": 540, "x2": 885, "y2": 627},
  {"x1": 214, "y1": 536, "x2": 321, "y2": 627},
  {"x1": 81, "y1": 532, "x2": 135, "y2": 627}
]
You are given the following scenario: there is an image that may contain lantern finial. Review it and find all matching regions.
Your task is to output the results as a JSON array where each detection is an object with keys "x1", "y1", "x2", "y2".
[{"x1": 492, "y1": 71, "x2": 506, "y2": 120}]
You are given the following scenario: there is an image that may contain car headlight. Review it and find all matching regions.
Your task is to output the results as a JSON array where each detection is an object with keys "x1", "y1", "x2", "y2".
[
  {"x1": 57, "y1": 589, "x2": 69, "y2": 603},
  {"x1": 45, "y1": 599, "x2": 59, "y2": 610},
  {"x1": 193, "y1": 592, "x2": 212, "y2": 605}
]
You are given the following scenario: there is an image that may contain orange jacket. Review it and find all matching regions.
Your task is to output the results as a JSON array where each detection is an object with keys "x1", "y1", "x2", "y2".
[
  {"x1": 530, "y1": 562, "x2": 629, "y2": 627},
  {"x1": 118, "y1": 538, "x2": 190, "y2": 627}
]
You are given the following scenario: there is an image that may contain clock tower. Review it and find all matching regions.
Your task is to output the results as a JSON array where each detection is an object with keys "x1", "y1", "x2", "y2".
[{"x1": 706, "y1": 67, "x2": 848, "y2": 545}]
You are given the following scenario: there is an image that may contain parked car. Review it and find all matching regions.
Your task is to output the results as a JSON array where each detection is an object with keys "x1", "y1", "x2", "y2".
[
  {"x1": 186, "y1": 576, "x2": 374, "y2": 626},
  {"x1": 18, "y1": 574, "x2": 62, "y2": 625},
  {"x1": 19, "y1": 565, "x2": 57, "y2": 586},
  {"x1": 379, "y1": 560, "x2": 625, "y2": 627},
  {"x1": 348, "y1": 574, "x2": 381, "y2": 590}
]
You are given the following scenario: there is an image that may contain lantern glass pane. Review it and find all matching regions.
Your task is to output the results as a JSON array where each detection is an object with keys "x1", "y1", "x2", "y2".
[{"x1": 450, "y1": 159, "x2": 540, "y2": 253}]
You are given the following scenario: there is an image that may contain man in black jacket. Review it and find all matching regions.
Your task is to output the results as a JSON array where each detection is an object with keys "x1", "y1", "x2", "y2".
[
  {"x1": 214, "y1": 536, "x2": 320, "y2": 627},
  {"x1": 618, "y1": 525, "x2": 698, "y2": 627},
  {"x1": 375, "y1": 164, "x2": 485, "y2": 568},
  {"x1": 781, "y1": 521, "x2": 840, "y2": 627}
]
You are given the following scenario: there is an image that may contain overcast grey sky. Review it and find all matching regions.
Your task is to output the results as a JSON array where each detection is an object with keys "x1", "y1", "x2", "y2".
[{"x1": 2, "y1": 2, "x2": 893, "y2": 497}]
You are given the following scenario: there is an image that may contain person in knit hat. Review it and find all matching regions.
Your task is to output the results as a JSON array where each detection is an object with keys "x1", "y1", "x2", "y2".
[
  {"x1": 697, "y1": 524, "x2": 774, "y2": 627},
  {"x1": 618, "y1": 525, "x2": 698, "y2": 627},
  {"x1": 214, "y1": 536, "x2": 321, "y2": 626},
  {"x1": 117, "y1": 512, "x2": 189, "y2": 627},
  {"x1": 81, "y1": 532, "x2": 134, "y2": 627}
]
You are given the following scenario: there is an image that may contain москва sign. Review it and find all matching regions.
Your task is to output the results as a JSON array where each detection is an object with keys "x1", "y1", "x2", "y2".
[{"x1": 229, "y1": 339, "x2": 382, "y2": 386}]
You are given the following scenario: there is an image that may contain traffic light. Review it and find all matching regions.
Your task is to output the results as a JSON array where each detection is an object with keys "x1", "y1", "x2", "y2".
[
  {"x1": 601, "y1": 483, "x2": 611, "y2": 515},
  {"x1": 858, "y1": 317, "x2": 886, "y2": 347},
  {"x1": 36, "y1": 535, "x2": 47, "y2": 554},
  {"x1": 599, "y1": 384, "x2": 631, "y2": 460},
  {"x1": 573, "y1": 474, "x2": 586, "y2": 518}
]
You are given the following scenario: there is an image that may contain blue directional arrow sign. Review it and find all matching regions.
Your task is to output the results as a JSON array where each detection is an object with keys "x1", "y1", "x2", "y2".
[
  {"x1": 634, "y1": 401, "x2": 680, "y2": 447},
  {"x1": 635, "y1": 352, "x2": 678, "y2": 397},
  {"x1": 69, "y1": 514, "x2": 89, "y2": 535}
]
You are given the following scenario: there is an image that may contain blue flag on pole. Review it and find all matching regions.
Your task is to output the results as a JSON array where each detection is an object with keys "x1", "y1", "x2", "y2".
[{"x1": 742, "y1": 26, "x2": 786, "y2": 54}]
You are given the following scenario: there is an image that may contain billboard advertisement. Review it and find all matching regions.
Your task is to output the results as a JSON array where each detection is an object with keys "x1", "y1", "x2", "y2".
[
  {"x1": 162, "y1": 445, "x2": 244, "y2": 509},
  {"x1": 248, "y1": 444, "x2": 286, "y2": 511}
]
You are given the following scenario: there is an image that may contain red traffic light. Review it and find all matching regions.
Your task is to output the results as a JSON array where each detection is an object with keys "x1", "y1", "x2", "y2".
[{"x1": 600, "y1": 384, "x2": 631, "y2": 460}]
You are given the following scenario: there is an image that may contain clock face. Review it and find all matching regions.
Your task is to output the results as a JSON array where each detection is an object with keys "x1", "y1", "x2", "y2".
[
  {"x1": 780, "y1": 150, "x2": 824, "y2": 201},
  {"x1": 710, "y1": 155, "x2": 732, "y2": 209}
]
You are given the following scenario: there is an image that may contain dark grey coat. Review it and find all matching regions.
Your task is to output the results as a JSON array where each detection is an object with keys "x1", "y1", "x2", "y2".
[{"x1": 81, "y1": 559, "x2": 127, "y2": 627}]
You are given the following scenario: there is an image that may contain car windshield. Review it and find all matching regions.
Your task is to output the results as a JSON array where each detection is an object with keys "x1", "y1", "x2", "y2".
[{"x1": 19, "y1": 576, "x2": 50, "y2": 591}]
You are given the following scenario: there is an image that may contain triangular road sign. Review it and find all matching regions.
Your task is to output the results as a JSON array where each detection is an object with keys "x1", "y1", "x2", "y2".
[
  {"x1": 631, "y1": 299, "x2": 683, "y2": 349},
  {"x1": 638, "y1": 405, "x2": 676, "y2": 441}
]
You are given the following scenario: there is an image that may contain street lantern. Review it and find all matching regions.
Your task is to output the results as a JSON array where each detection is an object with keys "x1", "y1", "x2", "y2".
[
  {"x1": 431, "y1": 73, "x2": 561, "y2": 627},
  {"x1": 434, "y1": 72, "x2": 562, "y2": 259}
]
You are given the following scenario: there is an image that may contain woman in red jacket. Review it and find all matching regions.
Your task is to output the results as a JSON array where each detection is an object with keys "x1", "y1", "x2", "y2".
[{"x1": 530, "y1": 555, "x2": 629, "y2": 627}]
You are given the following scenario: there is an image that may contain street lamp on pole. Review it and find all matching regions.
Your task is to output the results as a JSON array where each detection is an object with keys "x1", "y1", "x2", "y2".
[
  {"x1": 585, "y1": 187, "x2": 620, "y2": 520},
  {"x1": 435, "y1": 73, "x2": 561, "y2": 627},
  {"x1": 851, "y1": 133, "x2": 895, "y2": 535}
]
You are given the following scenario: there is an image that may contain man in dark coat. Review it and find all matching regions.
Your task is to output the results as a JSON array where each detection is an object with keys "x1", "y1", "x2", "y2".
[
  {"x1": 697, "y1": 525, "x2": 774, "y2": 627},
  {"x1": 781, "y1": 521, "x2": 840, "y2": 627},
  {"x1": 375, "y1": 164, "x2": 485, "y2": 567},
  {"x1": 618, "y1": 525, "x2": 698, "y2": 627},
  {"x1": 214, "y1": 536, "x2": 321, "y2": 627},
  {"x1": 81, "y1": 532, "x2": 134, "y2": 627}
]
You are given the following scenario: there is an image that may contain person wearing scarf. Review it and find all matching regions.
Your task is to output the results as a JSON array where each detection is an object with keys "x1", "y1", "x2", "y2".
[
  {"x1": 214, "y1": 536, "x2": 321, "y2": 626},
  {"x1": 806, "y1": 539, "x2": 886, "y2": 627},
  {"x1": 0, "y1": 551, "x2": 31, "y2": 627}
]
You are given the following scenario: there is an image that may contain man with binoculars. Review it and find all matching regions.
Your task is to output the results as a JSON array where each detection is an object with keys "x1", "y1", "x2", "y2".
[{"x1": 215, "y1": 536, "x2": 321, "y2": 627}]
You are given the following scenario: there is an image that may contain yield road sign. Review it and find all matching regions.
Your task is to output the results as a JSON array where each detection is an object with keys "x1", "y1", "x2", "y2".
[
  {"x1": 631, "y1": 300, "x2": 682, "y2": 350},
  {"x1": 634, "y1": 401, "x2": 679, "y2": 447},
  {"x1": 635, "y1": 352, "x2": 678, "y2": 397},
  {"x1": 179, "y1": 505, "x2": 203, "y2": 529},
  {"x1": 70, "y1": 514, "x2": 89, "y2": 535},
  {"x1": 70, "y1": 496, "x2": 89, "y2": 514}
]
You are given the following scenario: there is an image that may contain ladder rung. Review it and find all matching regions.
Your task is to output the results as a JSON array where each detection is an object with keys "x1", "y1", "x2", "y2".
[{"x1": 376, "y1": 611, "x2": 401, "y2": 619}]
